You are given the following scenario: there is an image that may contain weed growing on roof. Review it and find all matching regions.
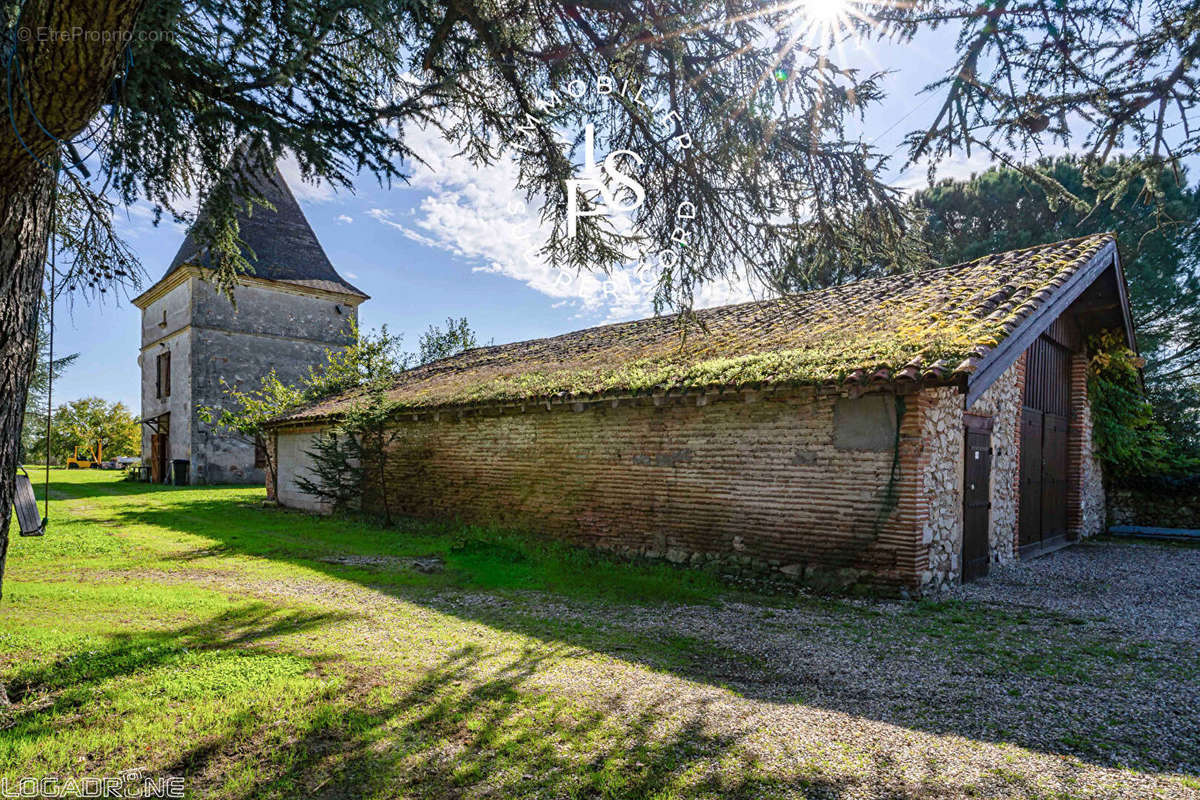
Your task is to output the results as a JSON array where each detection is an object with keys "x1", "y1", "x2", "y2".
[{"x1": 289, "y1": 237, "x2": 1113, "y2": 415}]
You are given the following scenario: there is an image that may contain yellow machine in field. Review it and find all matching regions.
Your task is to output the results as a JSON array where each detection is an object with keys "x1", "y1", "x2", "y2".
[{"x1": 65, "y1": 442, "x2": 103, "y2": 469}]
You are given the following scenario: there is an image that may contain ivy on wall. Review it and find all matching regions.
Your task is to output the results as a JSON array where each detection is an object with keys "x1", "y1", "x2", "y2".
[{"x1": 1088, "y1": 332, "x2": 1197, "y2": 483}]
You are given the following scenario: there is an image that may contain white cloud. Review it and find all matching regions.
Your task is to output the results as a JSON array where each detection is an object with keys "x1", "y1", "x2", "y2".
[
  {"x1": 115, "y1": 200, "x2": 189, "y2": 239},
  {"x1": 278, "y1": 155, "x2": 337, "y2": 203},
  {"x1": 376, "y1": 124, "x2": 757, "y2": 321},
  {"x1": 336, "y1": 214, "x2": 354, "y2": 225},
  {"x1": 345, "y1": 272, "x2": 359, "y2": 279},
  {"x1": 894, "y1": 152, "x2": 1000, "y2": 195}
]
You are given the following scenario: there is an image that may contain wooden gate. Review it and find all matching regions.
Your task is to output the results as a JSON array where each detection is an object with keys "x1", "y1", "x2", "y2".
[
  {"x1": 962, "y1": 416, "x2": 993, "y2": 581},
  {"x1": 1018, "y1": 335, "x2": 1071, "y2": 557}
]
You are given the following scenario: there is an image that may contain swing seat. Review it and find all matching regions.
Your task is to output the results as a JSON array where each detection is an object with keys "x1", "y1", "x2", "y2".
[{"x1": 13, "y1": 470, "x2": 46, "y2": 537}]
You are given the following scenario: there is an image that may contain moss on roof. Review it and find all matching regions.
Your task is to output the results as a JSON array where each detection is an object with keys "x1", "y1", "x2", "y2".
[{"x1": 278, "y1": 233, "x2": 1115, "y2": 422}]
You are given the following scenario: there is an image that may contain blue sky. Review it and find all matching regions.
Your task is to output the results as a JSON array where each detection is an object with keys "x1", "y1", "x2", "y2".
[{"x1": 54, "y1": 24, "x2": 980, "y2": 411}]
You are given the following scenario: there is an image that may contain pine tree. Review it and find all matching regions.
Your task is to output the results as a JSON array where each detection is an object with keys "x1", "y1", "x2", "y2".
[{"x1": 294, "y1": 429, "x2": 363, "y2": 514}]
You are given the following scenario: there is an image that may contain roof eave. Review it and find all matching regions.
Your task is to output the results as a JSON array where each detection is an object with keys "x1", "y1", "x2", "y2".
[
  {"x1": 964, "y1": 237, "x2": 1122, "y2": 409},
  {"x1": 266, "y1": 372, "x2": 967, "y2": 430},
  {"x1": 132, "y1": 262, "x2": 369, "y2": 308}
]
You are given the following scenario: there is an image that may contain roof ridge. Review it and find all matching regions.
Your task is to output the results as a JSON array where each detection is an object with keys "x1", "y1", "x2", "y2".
[
  {"x1": 271, "y1": 231, "x2": 1120, "y2": 424},
  {"x1": 419, "y1": 232, "x2": 1115, "y2": 369}
]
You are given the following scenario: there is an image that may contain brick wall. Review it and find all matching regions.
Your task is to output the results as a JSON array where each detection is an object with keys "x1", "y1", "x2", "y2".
[
  {"x1": 324, "y1": 388, "x2": 941, "y2": 592},
  {"x1": 269, "y1": 338, "x2": 1105, "y2": 591}
]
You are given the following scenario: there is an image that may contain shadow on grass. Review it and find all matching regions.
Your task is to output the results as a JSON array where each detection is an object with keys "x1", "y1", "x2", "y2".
[
  {"x1": 46, "y1": 474, "x2": 1200, "y2": 777},
  {"x1": 168, "y1": 646, "x2": 949, "y2": 800}
]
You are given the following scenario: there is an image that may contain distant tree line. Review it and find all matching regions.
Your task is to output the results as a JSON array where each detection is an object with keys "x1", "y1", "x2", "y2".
[{"x1": 19, "y1": 307, "x2": 139, "y2": 466}]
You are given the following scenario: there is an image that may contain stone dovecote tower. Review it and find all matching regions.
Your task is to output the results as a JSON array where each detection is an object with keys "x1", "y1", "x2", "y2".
[{"x1": 132, "y1": 162, "x2": 368, "y2": 485}]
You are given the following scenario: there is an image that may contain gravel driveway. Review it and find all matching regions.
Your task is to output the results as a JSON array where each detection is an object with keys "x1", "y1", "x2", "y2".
[
  {"x1": 234, "y1": 538, "x2": 1200, "y2": 799},
  {"x1": 952, "y1": 538, "x2": 1200, "y2": 643}
]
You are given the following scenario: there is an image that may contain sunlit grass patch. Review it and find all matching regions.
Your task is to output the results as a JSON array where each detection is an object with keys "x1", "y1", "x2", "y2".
[{"x1": 1, "y1": 469, "x2": 1195, "y2": 798}]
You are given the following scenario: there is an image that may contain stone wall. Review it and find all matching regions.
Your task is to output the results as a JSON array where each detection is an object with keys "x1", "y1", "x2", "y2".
[
  {"x1": 192, "y1": 279, "x2": 358, "y2": 345},
  {"x1": 190, "y1": 276, "x2": 361, "y2": 483},
  {"x1": 918, "y1": 387, "x2": 964, "y2": 589},
  {"x1": 964, "y1": 354, "x2": 1025, "y2": 564},
  {"x1": 138, "y1": 279, "x2": 195, "y2": 467},
  {"x1": 278, "y1": 388, "x2": 951, "y2": 593},
  {"x1": 1068, "y1": 352, "x2": 1106, "y2": 538},
  {"x1": 1108, "y1": 484, "x2": 1200, "y2": 530},
  {"x1": 190, "y1": 326, "x2": 348, "y2": 484}
]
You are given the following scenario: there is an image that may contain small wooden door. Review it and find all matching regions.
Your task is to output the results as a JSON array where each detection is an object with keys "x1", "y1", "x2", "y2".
[
  {"x1": 1040, "y1": 413, "x2": 1069, "y2": 542},
  {"x1": 962, "y1": 423, "x2": 992, "y2": 582},
  {"x1": 150, "y1": 434, "x2": 165, "y2": 483}
]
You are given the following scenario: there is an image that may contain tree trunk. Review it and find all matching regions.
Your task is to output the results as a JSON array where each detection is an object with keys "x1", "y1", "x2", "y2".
[
  {"x1": 0, "y1": 0, "x2": 146, "y2": 601},
  {"x1": 0, "y1": 171, "x2": 54, "y2": 602}
]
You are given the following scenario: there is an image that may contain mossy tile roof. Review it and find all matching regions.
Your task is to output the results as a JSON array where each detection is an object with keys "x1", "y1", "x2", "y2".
[{"x1": 278, "y1": 233, "x2": 1115, "y2": 421}]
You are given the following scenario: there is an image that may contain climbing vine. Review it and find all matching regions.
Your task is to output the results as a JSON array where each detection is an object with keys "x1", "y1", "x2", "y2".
[
  {"x1": 871, "y1": 395, "x2": 906, "y2": 538},
  {"x1": 1088, "y1": 332, "x2": 1196, "y2": 482}
]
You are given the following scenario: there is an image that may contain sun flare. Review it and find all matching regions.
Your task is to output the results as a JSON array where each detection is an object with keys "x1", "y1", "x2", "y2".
[
  {"x1": 797, "y1": 0, "x2": 852, "y2": 23},
  {"x1": 787, "y1": 0, "x2": 873, "y2": 56}
]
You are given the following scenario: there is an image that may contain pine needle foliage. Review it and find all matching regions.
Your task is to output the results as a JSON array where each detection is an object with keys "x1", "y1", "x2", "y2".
[{"x1": 292, "y1": 429, "x2": 363, "y2": 514}]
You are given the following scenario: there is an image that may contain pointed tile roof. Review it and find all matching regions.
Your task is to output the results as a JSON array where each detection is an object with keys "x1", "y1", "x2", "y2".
[
  {"x1": 165, "y1": 160, "x2": 367, "y2": 299},
  {"x1": 274, "y1": 233, "x2": 1128, "y2": 424}
]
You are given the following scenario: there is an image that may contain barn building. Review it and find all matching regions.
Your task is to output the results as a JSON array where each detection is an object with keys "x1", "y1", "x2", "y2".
[
  {"x1": 267, "y1": 234, "x2": 1134, "y2": 593},
  {"x1": 132, "y1": 164, "x2": 368, "y2": 485}
]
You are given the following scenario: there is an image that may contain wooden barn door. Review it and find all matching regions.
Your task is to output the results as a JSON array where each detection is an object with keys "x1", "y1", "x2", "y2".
[
  {"x1": 962, "y1": 417, "x2": 993, "y2": 582},
  {"x1": 1018, "y1": 335, "x2": 1071, "y2": 557}
]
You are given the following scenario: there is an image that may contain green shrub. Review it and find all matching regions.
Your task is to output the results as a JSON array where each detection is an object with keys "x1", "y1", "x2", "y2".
[{"x1": 1088, "y1": 332, "x2": 1197, "y2": 481}]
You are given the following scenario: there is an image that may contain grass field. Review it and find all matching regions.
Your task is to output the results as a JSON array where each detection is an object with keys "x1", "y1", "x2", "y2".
[{"x1": 1, "y1": 469, "x2": 1197, "y2": 799}]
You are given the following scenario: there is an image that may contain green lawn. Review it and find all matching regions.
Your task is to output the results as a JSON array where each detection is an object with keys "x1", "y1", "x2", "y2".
[{"x1": 1, "y1": 469, "x2": 1196, "y2": 799}]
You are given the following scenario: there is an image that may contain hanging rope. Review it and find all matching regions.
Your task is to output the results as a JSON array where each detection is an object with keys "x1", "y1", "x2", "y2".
[{"x1": 44, "y1": 163, "x2": 59, "y2": 521}]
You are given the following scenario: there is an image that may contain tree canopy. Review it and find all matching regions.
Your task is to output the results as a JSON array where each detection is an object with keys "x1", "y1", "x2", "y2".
[
  {"x1": 8, "y1": 1, "x2": 1200, "y2": 322},
  {"x1": 2, "y1": 0, "x2": 928, "y2": 314},
  {"x1": 911, "y1": 156, "x2": 1200, "y2": 455},
  {"x1": 417, "y1": 317, "x2": 482, "y2": 366},
  {"x1": 889, "y1": 1, "x2": 1200, "y2": 228},
  {"x1": 34, "y1": 397, "x2": 139, "y2": 464}
]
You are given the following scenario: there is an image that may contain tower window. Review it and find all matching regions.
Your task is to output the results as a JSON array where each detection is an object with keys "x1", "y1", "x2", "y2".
[{"x1": 156, "y1": 351, "x2": 171, "y2": 399}]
